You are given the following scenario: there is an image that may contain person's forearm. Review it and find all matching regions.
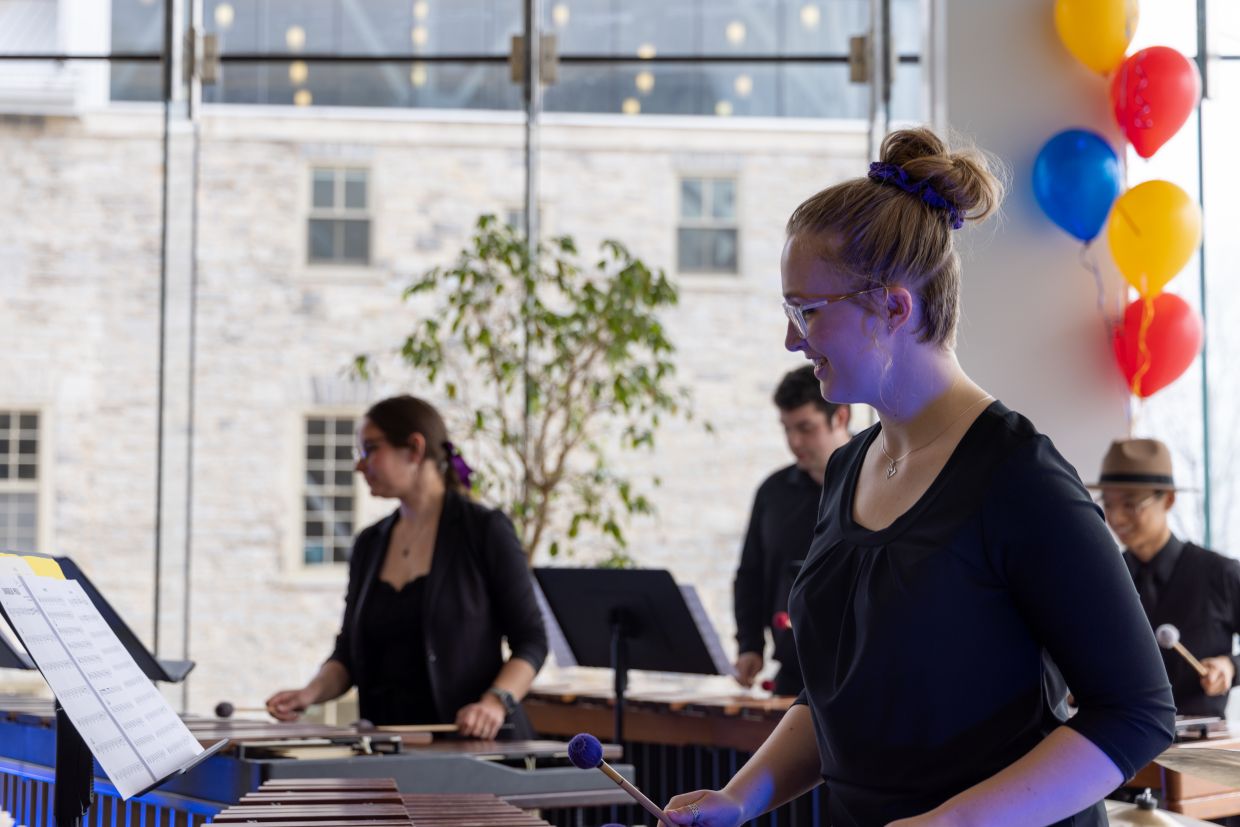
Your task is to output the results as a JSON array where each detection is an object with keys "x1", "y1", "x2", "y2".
[
  {"x1": 723, "y1": 704, "x2": 822, "y2": 820},
  {"x1": 491, "y1": 657, "x2": 537, "y2": 700},
  {"x1": 927, "y1": 727, "x2": 1122, "y2": 827},
  {"x1": 304, "y1": 660, "x2": 352, "y2": 705}
]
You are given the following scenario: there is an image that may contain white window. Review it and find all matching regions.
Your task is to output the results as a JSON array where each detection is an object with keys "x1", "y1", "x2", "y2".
[
  {"x1": 308, "y1": 167, "x2": 371, "y2": 265},
  {"x1": 0, "y1": 411, "x2": 39, "y2": 552},
  {"x1": 303, "y1": 415, "x2": 358, "y2": 565},
  {"x1": 677, "y1": 177, "x2": 738, "y2": 274}
]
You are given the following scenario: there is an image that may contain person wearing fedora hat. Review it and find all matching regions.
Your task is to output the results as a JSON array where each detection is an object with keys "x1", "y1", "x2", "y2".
[{"x1": 1090, "y1": 437, "x2": 1240, "y2": 718}]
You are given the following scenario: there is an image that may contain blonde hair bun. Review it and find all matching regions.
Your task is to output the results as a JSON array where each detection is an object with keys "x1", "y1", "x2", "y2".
[{"x1": 878, "y1": 127, "x2": 1004, "y2": 225}]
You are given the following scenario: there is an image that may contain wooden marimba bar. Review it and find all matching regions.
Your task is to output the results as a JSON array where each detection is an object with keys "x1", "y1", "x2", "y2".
[{"x1": 204, "y1": 778, "x2": 555, "y2": 826}]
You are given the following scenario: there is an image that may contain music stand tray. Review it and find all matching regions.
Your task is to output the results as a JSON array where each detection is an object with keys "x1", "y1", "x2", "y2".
[{"x1": 534, "y1": 568, "x2": 729, "y2": 741}]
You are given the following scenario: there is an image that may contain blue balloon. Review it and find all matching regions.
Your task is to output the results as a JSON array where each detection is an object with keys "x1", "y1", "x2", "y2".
[{"x1": 1032, "y1": 129, "x2": 1121, "y2": 243}]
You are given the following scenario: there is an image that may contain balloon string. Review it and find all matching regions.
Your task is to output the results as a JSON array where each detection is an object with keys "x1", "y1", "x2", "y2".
[
  {"x1": 1131, "y1": 287, "x2": 1156, "y2": 398},
  {"x1": 1079, "y1": 243, "x2": 1106, "y2": 319}
]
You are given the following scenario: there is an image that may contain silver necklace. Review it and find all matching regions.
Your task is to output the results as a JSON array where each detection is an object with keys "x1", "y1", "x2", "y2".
[{"x1": 880, "y1": 394, "x2": 994, "y2": 479}]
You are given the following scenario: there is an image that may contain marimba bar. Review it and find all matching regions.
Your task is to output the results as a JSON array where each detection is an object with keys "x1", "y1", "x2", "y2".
[{"x1": 204, "y1": 779, "x2": 555, "y2": 827}]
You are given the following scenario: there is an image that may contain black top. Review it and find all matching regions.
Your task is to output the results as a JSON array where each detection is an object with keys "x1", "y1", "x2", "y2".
[
  {"x1": 1124, "y1": 535, "x2": 1240, "y2": 717},
  {"x1": 788, "y1": 402, "x2": 1175, "y2": 827},
  {"x1": 328, "y1": 490, "x2": 548, "y2": 727},
  {"x1": 734, "y1": 464, "x2": 821, "y2": 695},
  {"x1": 358, "y1": 577, "x2": 437, "y2": 725}
]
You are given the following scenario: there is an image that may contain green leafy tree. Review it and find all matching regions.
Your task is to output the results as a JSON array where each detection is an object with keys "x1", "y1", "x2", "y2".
[{"x1": 357, "y1": 215, "x2": 696, "y2": 566}]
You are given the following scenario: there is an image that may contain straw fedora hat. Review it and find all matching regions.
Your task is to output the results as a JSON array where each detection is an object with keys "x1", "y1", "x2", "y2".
[{"x1": 1085, "y1": 438, "x2": 1191, "y2": 491}]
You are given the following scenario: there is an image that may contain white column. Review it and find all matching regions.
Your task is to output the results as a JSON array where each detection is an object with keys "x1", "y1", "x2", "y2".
[{"x1": 929, "y1": 0, "x2": 1129, "y2": 475}]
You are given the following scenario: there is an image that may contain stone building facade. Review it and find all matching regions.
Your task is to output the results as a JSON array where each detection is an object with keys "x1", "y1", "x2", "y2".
[{"x1": 0, "y1": 102, "x2": 869, "y2": 711}]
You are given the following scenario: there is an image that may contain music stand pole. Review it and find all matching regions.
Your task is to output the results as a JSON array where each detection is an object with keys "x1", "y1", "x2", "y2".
[
  {"x1": 54, "y1": 701, "x2": 94, "y2": 826},
  {"x1": 610, "y1": 612, "x2": 628, "y2": 744}
]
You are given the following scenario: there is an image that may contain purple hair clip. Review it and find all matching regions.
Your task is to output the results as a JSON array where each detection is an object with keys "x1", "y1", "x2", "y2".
[
  {"x1": 442, "y1": 441, "x2": 474, "y2": 490},
  {"x1": 868, "y1": 161, "x2": 964, "y2": 230}
]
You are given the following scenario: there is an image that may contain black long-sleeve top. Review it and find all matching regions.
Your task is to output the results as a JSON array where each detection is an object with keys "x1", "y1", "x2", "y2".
[
  {"x1": 1124, "y1": 535, "x2": 1240, "y2": 717},
  {"x1": 328, "y1": 490, "x2": 548, "y2": 725},
  {"x1": 789, "y1": 402, "x2": 1175, "y2": 827},
  {"x1": 734, "y1": 464, "x2": 821, "y2": 695}
]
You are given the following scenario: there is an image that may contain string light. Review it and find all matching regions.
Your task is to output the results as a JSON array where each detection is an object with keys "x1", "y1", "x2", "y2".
[
  {"x1": 285, "y1": 25, "x2": 306, "y2": 51},
  {"x1": 734, "y1": 74, "x2": 753, "y2": 97},
  {"x1": 214, "y1": 3, "x2": 235, "y2": 28},
  {"x1": 800, "y1": 4, "x2": 821, "y2": 29},
  {"x1": 715, "y1": 100, "x2": 734, "y2": 117},
  {"x1": 552, "y1": 3, "x2": 570, "y2": 27},
  {"x1": 294, "y1": 89, "x2": 312, "y2": 106},
  {"x1": 622, "y1": 97, "x2": 641, "y2": 115},
  {"x1": 635, "y1": 70, "x2": 654, "y2": 93},
  {"x1": 289, "y1": 60, "x2": 308, "y2": 85},
  {"x1": 413, "y1": 0, "x2": 429, "y2": 20},
  {"x1": 410, "y1": 62, "x2": 428, "y2": 87},
  {"x1": 725, "y1": 21, "x2": 746, "y2": 45},
  {"x1": 636, "y1": 43, "x2": 657, "y2": 60},
  {"x1": 412, "y1": 25, "x2": 429, "y2": 47}
]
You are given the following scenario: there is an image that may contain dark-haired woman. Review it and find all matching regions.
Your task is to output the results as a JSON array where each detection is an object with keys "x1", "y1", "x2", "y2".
[
  {"x1": 665, "y1": 128, "x2": 1174, "y2": 826},
  {"x1": 266, "y1": 395, "x2": 547, "y2": 740}
]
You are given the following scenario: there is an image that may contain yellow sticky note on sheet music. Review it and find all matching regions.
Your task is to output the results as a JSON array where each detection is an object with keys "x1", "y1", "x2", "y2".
[{"x1": 0, "y1": 553, "x2": 65, "y2": 579}]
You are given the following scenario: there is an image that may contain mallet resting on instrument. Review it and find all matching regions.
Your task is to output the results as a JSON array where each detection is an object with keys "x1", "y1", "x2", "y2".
[
  {"x1": 215, "y1": 701, "x2": 272, "y2": 719},
  {"x1": 568, "y1": 733, "x2": 673, "y2": 827},
  {"x1": 1155, "y1": 624, "x2": 1208, "y2": 678}
]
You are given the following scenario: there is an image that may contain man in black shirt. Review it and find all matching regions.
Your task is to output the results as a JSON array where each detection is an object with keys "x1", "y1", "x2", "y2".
[
  {"x1": 733, "y1": 365, "x2": 850, "y2": 695},
  {"x1": 1090, "y1": 437, "x2": 1240, "y2": 718}
]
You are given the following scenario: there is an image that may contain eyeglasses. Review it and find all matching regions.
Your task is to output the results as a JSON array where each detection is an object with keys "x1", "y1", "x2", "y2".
[
  {"x1": 352, "y1": 440, "x2": 386, "y2": 462},
  {"x1": 1097, "y1": 493, "x2": 1161, "y2": 518},
  {"x1": 782, "y1": 287, "x2": 885, "y2": 339}
]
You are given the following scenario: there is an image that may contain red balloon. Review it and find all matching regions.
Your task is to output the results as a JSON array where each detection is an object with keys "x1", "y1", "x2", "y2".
[
  {"x1": 1110, "y1": 46, "x2": 1201, "y2": 159},
  {"x1": 1112, "y1": 292, "x2": 1202, "y2": 398}
]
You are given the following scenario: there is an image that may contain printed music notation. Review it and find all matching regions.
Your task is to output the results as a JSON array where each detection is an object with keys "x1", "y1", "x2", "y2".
[{"x1": 0, "y1": 561, "x2": 203, "y2": 800}]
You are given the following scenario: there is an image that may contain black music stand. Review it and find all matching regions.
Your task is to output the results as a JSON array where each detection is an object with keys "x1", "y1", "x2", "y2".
[
  {"x1": 24, "y1": 553, "x2": 194, "y2": 682},
  {"x1": 0, "y1": 624, "x2": 33, "y2": 669},
  {"x1": 534, "y1": 568, "x2": 727, "y2": 743}
]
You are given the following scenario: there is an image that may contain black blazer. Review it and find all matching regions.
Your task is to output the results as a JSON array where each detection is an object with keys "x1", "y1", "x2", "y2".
[{"x1": 328, "y1": 490, "x2": 548, "y2": 724}]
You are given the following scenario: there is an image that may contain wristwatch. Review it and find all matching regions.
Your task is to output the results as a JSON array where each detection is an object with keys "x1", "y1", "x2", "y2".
[{"x1": 486, "y1": 686, "x2": 518, "y2": 715}]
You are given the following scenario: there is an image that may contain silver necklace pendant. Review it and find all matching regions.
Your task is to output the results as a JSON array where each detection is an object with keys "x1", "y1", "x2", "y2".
[{"x1": 886, "y1": 459, "x2": 898, "y2": 479}]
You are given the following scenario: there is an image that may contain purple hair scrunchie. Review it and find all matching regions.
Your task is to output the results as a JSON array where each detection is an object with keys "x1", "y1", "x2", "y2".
[
  {"x1": 867, "y1": 161, "x2": 965, "y2": 230},
  {"x1": 442, "y1": 441, "x2": 474, "y2": 490}
]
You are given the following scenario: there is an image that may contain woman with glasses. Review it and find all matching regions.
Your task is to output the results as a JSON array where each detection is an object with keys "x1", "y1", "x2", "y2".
[
  {"x1": 265, "y1": 395, "x2": 546, "y2": 740},
  {"x1": 666, "y1": 128, "x2": 1174, "y2": 826}
]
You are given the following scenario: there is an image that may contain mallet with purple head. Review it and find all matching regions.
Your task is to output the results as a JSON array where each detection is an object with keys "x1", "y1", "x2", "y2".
[{"x1": 568, "y1": 733, "x2": 673, "y2": 826}]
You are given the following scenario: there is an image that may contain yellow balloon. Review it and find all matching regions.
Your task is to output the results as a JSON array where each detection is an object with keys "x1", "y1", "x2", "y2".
[
  {"x1": 1053, "y1": 0, "x2": 1139, "y2": 75},
  {"x1": 1107, "y1": 180, "x2": 1201, "y2": 297}
]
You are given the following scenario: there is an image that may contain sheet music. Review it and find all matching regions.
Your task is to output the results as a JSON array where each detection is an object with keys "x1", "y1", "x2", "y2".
[
  {"x1": 679, "y1": 584, "x2": 736, "y2": 678},
  {"x1": 0, "y1": 575, "x2": 202, "y2": 798}
]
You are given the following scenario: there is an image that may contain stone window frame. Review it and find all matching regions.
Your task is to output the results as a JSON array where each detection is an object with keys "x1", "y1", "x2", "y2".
[
  {"x1": 307, "y1": 166, "x2": 372, "y2": 266},
  {"x1": 676, "y1": 175, "x2": 740, "y2": 275},
  {"x1": 0, "y1": 410, "x2": 40, "y2": 554},
  {"x1": 302, "y1": 412, "x2": 361, "y2": 567}
]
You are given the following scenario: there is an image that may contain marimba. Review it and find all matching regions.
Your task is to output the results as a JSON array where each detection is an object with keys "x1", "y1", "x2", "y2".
[
  {"x1": 205, "y1": 777, "x2": 555, "y2": 826},
  {"x1": 0, "y1": 696, "x2": 631, "y2": 827}
]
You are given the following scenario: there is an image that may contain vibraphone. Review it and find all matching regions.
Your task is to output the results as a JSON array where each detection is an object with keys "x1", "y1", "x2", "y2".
[
  {"x1": 206, "y1": 777, "x2": 554, "y2": 826},
  {"x1": 0, "y1": 696, "x2": 631, "y2": 827}
]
